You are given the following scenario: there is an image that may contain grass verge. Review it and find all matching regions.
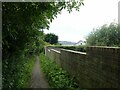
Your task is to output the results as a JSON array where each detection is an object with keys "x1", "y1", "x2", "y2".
[
  {"x1": 2, "y1": 55, "x2": 36, "y2": 88},
  {"x1": 40, "y1": 53, "x2": 80, "y2": 89}
]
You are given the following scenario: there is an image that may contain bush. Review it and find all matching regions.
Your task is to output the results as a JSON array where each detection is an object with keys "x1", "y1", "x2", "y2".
[
  {"x1": 2, "y1": 55, "x2": 36, "y2": 88},
  {"x1": 86, "y1": 23, "x2": 120, "y2": 47}
]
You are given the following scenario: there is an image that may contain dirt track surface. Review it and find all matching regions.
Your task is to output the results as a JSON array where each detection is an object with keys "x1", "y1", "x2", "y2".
[{"x1": 30, "y1": 56, "x2": 49, "y2": 88}]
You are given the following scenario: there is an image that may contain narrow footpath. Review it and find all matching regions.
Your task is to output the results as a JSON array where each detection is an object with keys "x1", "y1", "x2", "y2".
[{"x1": 29, "y1": 56, "x2": 49, "y2": 88}]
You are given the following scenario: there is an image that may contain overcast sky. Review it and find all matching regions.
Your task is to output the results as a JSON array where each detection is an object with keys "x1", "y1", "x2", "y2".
[{"x1": 44, "y1": 0, "x2": 120, "y2": 43}]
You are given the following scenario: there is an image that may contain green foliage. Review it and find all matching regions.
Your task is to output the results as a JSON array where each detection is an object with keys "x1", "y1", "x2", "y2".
[
  {"x1": 75, "y1": 45, "x2": 86, "y2": 52},
  {"x1": 44, "y1": 33, "x2": 58, "y2": 44},
  {"x1": 40, "y1": 53, "x2": 80, "y2": 89},
  {"x1": 2, "y1": 1, "x2": 84, "y2": 88},
  {"x1": 2, "y1": 1, "x2": 84, "y2": 58},
  {"x1": 2, "y1": 55, "x2": 36, "y2": 88},
  {"x1": 86, "y1": 23, "x2": 120, "y2": 47},
  {"x1": 2, "y1": 1, "x2": 84, "y2": 60},
  {"x1": 3, "y1": 2, "x2": 45, "y2": 59}
]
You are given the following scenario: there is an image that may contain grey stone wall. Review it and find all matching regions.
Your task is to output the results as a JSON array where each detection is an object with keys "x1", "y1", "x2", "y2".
[
  {"x1": 45, "y1": 46, "x2": 120, "y2": 88},
  {"x1": 85, "y1": 46, "x2": 120, "y2": 88},
  {"x1": 60, "y1": 49, "x2": 86, "y2": 80},
  {"x1": 45, "y1": 46, "x2": 61, "y2": 66}
]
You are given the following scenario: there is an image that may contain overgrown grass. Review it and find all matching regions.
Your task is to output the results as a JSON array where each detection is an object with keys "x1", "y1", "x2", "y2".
[
  {"x1": 2, "y1": 55, "x2": 36, "y2": 88},
  {"x1": 40, "y1": 53, "x2": 80, "y2": 89}
]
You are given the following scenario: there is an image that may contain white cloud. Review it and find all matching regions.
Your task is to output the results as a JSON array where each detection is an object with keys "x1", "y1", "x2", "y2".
[{"x1": 44, "y1": 0, "x2": 120, "y2": 42}]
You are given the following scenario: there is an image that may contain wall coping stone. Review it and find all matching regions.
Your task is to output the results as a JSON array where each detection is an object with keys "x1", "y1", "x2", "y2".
[
  {"x1": 50, "y1": 49, "x2": 61, "y2": 53},
  {"x1": 88, "y1": 46, "x2": 120, "y2": 49},
  {"x1": 61, "y1": 49, "x2": 86, "y2": 55}
]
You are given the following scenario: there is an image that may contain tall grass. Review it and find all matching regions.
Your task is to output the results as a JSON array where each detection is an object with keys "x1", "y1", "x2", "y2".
[{"x1": 2, "y1": 55, "x2": 36, "y2": 88}]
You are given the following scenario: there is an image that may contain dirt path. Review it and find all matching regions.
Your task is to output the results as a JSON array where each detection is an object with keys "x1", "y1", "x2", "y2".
[{"x1": 29, "y1": 56, "x2": 49, "y2": 88}]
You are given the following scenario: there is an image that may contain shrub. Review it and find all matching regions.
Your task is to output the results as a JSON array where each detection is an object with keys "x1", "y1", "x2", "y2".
[
  {"x1": 2, "y1": 55, "x2": 36, "y2": 88},
  {"x1": 86, "y1": 23, "x2": 120, "y2": 47}
]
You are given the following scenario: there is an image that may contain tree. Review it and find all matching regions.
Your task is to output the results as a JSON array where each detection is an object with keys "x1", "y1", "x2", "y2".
[
  {"x1": 2, "y1": 1, "x2": 84, "y2": 88},
  {"x1": 86, "y1": 23, "x2": 120, "y2": 47},
  {"x1": 2, "y1": 1, "x2": 84, "y2": 60},
  {"x1": 44, "y1": 33, "x2": 58, "y2": 44}
]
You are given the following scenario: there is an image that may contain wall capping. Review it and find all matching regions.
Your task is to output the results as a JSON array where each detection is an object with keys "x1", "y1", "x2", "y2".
[
  {"x1": 61, "y1": 49, "x2": 86, "y2": 55},
  {"x1": 51, "y1": 49, "x2": 61, "y2": 53},
  {"x1": 88, "y1": 46, "x2": 120, "y2": 49}
]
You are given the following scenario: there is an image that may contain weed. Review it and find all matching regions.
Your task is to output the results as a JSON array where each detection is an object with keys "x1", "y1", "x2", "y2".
[
  {"x1": 2, "y1": 55, "x2": 36, "y2": 88},
  {"x1": 40, "y1": 53, "x2": 80, "y2": 89}
]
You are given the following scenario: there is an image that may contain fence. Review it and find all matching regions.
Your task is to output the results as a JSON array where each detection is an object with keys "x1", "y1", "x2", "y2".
[{"x1": 45, "y1": 46, "x2": 120, "y2": 88}]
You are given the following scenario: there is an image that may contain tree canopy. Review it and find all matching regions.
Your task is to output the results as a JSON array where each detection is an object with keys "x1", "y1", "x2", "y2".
[
  {"x1": 2, "y1": 1, "x2": 84, "y2": 59},
  {"x1": 2, "y1": 1, "x2": 84, "y2": 88},
  {"x1": 44, "y1": 33, "x2": 58, "y2": 44},
  {"x1": 86, "y1": 23, "x2": 120, "y2": 47}
]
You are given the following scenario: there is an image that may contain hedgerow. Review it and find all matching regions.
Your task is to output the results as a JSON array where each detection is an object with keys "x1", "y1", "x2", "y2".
[{"x1": 2, "y1": 55, "x2": 35, "y2": 88}]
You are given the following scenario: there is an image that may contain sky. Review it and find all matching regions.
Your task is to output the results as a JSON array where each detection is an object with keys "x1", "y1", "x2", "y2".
[{"x1": 44, "y1": 0, "x2": 120, "y2": 43}]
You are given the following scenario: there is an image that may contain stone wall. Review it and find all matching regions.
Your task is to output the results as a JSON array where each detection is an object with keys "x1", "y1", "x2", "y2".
[
  {"x1": 45, "y1": 46, "x2": 120, "y2": 88},
  {"x1": 85, "y1": 46, "x2": 120, "y2": 88},
  {"x1": 60, "y1": 49, "x2": 86, "y2": 85},
  {"x1": 45, "y1": 46, "x2": 61, "y2": 66}
]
